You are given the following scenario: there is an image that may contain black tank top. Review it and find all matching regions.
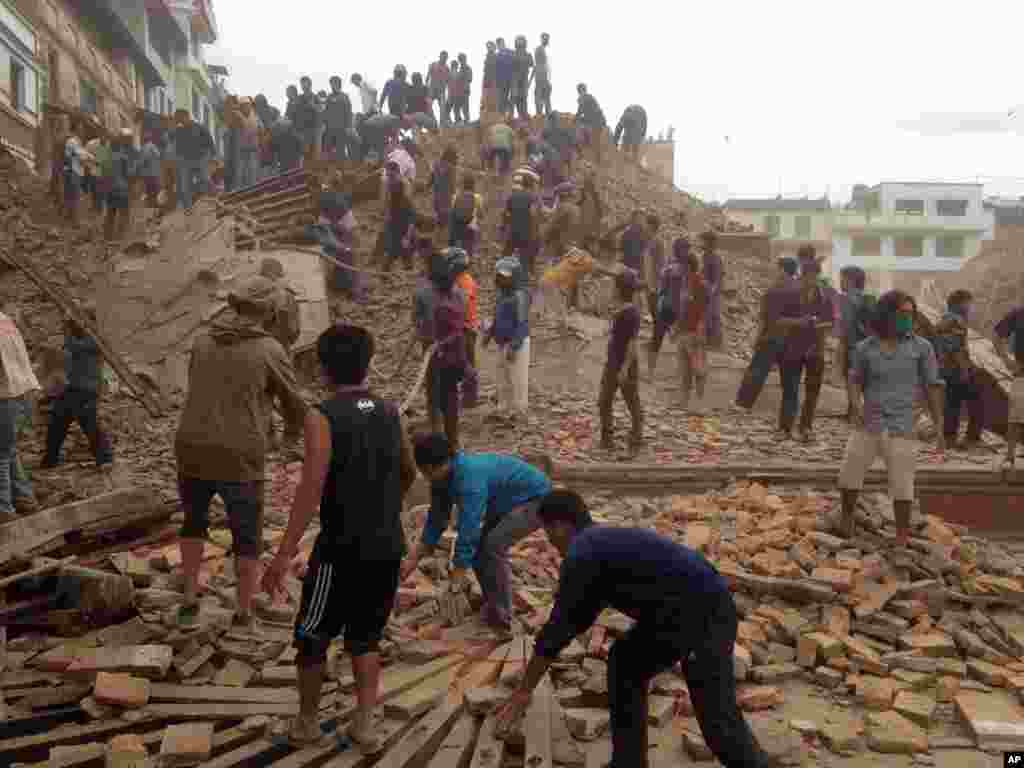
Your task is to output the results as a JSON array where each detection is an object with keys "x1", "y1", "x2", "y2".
[{"x1": 316, "y1": 390, "x2": 406, "y2": 561}]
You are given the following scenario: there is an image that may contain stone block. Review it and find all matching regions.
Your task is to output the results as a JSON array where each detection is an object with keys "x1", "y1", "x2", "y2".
[
  {"x1": 737, "y1": 685, "x2": 783, "y2": 711},
  {"x1": 935, "y1": 676, "x2": 960, "y2": 703},
  {"x1": 160, "y1": 723, "x2": 214, "y2": 766},
  {"x1": 68, "y1": 645, "x2": 173, "y2": 679},
  {"x1": 812, "y1": 568, "x2": 853, "y2": 592},
  {"x1": 105, "y1": 735, "x2": 147, "y2": 768},
  {"x1": 751, "y1": 663, "x2": 801, "y2": 684},
  {"x1": 814, "y1": 666, "x2": 844, "y2": 689},
  {"x1": 857, "y1": 677, "x2": 895, "y2": 710},
  {"x1": 955, "y1": 691, "x2": 1024, "y2": 750},
  {"x1": 212, "y1": 658, "x2": 254, "y2": 688},
  {"x1": 899, "y1": 633, "x2": 957, "y2": 658},
  {"x1": 750, "y1": 719, "x2": 804, "y2": 766},
  {"x1": 864, "y1": 711, "x2": 928, "y2": 754},
  {"x1": 820, "y1": 722, "x2": 864, "y2": 755},
  {"x1": 893, "y1": 691, "x2": 935, "y2": 728},
  {"x1": 797, "y1": 634, "x2": 818, "y2": 669},
  {"x1": 93, "y1": 672, "x2": 150, "y2": 709},
  {"x1": 967, "y1": 659, "x2": 1010, "y2": 688},
  {"x1": 823, "y1": 605, "x2": 851, "y2": 638}
]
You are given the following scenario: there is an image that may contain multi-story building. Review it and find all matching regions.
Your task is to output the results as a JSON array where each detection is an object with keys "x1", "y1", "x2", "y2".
[
  {"x1": 0, "y1": 0, "x2": 41, "y2": 164},
  {"x1": 2, "y1": 0, "x2": 220, "y2": 171},
  {"x1": 832, "y1": 182, "x2": 994, "y2": 292},
  {"x1": 723, "y1": 197, "x2": 833, "y2": 265}
]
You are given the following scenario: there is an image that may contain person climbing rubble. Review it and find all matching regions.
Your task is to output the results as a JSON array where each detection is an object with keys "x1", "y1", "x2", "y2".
[
  {"x1": 839, "y1": 290, "x2": 945, "y2": 545},
  {"x1": 262, "y1": 324, "x2": 417, "y2": 752},
  {"x1": 483, "y1": 120, "x2": 516, "y2": 175},
  {"x1": 429, "y1": 146, "x2": 458, "y2": 229},
  {"x1": 380, "y1": 159, "x2": 418, "y2": 272},
  {"x1": 614, "y1": 104, "x2": 648, "y2": 160},
  {"x1": 308, "y1": 190, "x2": 361, "y2": 299},
  {"x1": 575, "y1": 83, "x2": 607, "y2": 162},
  {"x1": 0, "y1": 309, "x2": 41, "y2": 522},
  {"x1": 599, "y1": 268, "x2": 644, "y2": 452},
  {"x1": 447, "y1": 247, "x2": 479, "y2": 409},
  {"x1": 174, "y1": 276, "x2": 308, "y2": 632},
  {"x1": 495, "y1": 489, "x2": 774, "y2": 768},
  {"x1": 403, "y1": 432, "x2": 552, "y2": 638},
  {"x1": 258, "y1": 257, "x2": 301, "y2": 352},
  {"x1": 449, "y1": 173, "x2": 484, "y2": 257},
  {"x1": 424, "y1": 250, "x2": 469, "y2": 449},
  {"x1": 41, "y1": 304, "x2": 113, "y2": 473}
]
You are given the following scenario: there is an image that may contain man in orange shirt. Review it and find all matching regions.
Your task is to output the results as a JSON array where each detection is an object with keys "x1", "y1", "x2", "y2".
[{"x1": 448, "y1": 248, "x2": 479, "y2": 408}]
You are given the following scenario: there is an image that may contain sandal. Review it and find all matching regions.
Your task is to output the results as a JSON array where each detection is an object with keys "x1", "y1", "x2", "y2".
[{"x1": 347, "y1": 719, "x2": 387, "y2": 755}]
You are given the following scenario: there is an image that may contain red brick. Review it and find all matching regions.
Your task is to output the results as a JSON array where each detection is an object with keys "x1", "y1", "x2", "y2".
[{"x1": 93, "y1": 672, "x2": 151, "y2": 708}]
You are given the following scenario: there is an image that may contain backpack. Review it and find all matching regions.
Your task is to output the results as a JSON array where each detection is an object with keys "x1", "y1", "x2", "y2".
[{"x1": 452, "y1": 191, "x2": 476, "y2": 225}]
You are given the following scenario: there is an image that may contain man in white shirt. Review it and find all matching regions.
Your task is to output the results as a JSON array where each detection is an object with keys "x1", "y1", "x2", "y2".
[
  {"x1": 350, "y1": 74, "x2": 379, "y2": 115},
  {"x1": 0, "y1": 311, "x2": 41, "y2": 521}
]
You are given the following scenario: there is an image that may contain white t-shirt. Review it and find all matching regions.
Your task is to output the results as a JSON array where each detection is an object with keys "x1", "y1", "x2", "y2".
[
  {"x1": 358, "y1": 80, "x2": 378, "y2": 114},
  {"x1": 0, "y1": 312, "x2": 40, "y2": 399}
]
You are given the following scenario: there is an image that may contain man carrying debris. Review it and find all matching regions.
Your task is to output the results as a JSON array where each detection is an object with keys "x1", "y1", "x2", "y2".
[
  {"x1": 994, "y1": 304, "x2": 1024, "y2": 472},
  {"x1": 175, "y1": 277, "x2": 307, "y2": 630},
  {"x1": 0, "y1": 310, "x2": 42, "y2": 522},
  {"x1": 404, "y1": 432, "x2": 552, "y2": 637},
  {"x1": 258, "y1": 258, "x2": 302, "y2": 351},
  {"x1": 262, "y1": 324, "x2": 417, "y2": 751},
  {"x1": 934, "y1": 289, "x2": 983, "y2": 450},
  {"x1": 380, "y1": 159, "x2": 418, "y2": 272},
  {"x1": 496, "y1": 489, "x2": 773, "y2": 768},
  {"x1": 483, "y1": 120, "x2": 515, "y2": 174},
  {"x1": 599, "y1": 269, "x2": 644, "y2": 452},
  {"x1": 41, "y1": 304, "x2": 113, "y2": 471},
  {"x1": 322, "y1": 77, "x2": 355, "y2": 162},
  {"x1": 839, "y1": 290, "x2": 945, "y2": 545},
  {"x1": 735, "y1": 256, "x2": 798, "y2": 409},
  {"x1": 533, "y1": 33, "x2": 552, "y2": 117},
  {"x1": 614, "y1": 104, "x2": 648, "y2": 160}
]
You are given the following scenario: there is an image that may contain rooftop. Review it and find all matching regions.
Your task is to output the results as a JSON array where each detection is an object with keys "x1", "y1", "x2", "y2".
[{"x1": 724, "y1": 197, "x2": 831, "y2": 212}]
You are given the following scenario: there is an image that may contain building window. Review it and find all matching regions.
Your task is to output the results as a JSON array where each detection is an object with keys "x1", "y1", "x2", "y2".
[
  {"x1": 894, "y1": 236, "x2": 924, "y2": 258},
  {"x1": 764, "y1": 215, "x2": 781, "y2": 236},
  {"x1": 794, "y1": 215, "x2": 811, "y2": 239},
  {"x1": 936, "y1": 199, "x2": 968, "y2": 217},
  {"x1": 895, "y1": 199, "x2": 925, "y2": 215},
  {"x1": 852, "y1": 236, "x2": 881, "y2": 257},
  {"x1": 936, "y1": 236, "x2": 964, "y2": 259},
  {"x1": 80, "y1": 78, "x2": 98, "y2": 114}
]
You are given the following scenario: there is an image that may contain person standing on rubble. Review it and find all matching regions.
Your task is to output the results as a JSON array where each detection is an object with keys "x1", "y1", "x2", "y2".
[
  {"x1": 424, "y1": 250, "x2": 469, "y2": 449},
  {"x1": 485, "y1": 256, "x2": 532, "y2": 420},
  {"x1": 495, "y1": 489, "x2": 774, "y2": 768},
  {"x1": 0, "y1": 309, "x2": 42, "y2": 522},
  {"x1": 258, "y1": 258, "x2": 301, "y2": 352},
  {"x1": 481, "y1": 41, "x2": 498, "y2": 116},
  {"x1": 429, "y1": 146, "x2": 458, "y2": 228},
  {"x1": 350, "y1": 74, "x2": 379, "y2": 116},
  {"x1": 287, "y1": 77, "x2": 321, "y2": 168},
  {"x1": 934, "y1": 289, "x2": 983, "y2": 451},
  {"x1": 701, "y1": 230, "x2": 724, "y2": 349},
  {"x1": 620, "y1": 209, "x2": 648, "y2": 275},
  {"x1": 648, "y1": 237, "x2": 690, "y2": 378},
  {"x1": 62, "y1": 120, "x2": 93, "y2": 226},
  {"x1": 454, "y1": 53, "x2": 473, "y2": 123},
  {"x1": 495, "y1": 38, "x2": 516, "y2": 116},
  {"x1": 511, "y1": 36, "x2": 533, "y2": 121},
  {"x1": 138, "y1": 133, "x2": 163, "y2": 215},
  {"x1": 448, "y1": 248, "x2": 480, "y2": 409},
  {"x1": 322, "y1": 77, "x2": 355, "y2": 162},
  {"x1": 261, "y1": 324, "x2": 417, "y2": 751},
  {"x1": 406, "y1": 73, "x2": 436, "y2": 132},
  {"x1": 172, "y1": 109, "x2": 209, "y2": 211},
  {"x1": 427, "y1": 51, "x2": 451, "y2": 127},
  {"x1": 641, "y1": 213, "x2": 665, "y2": 321},
  {"x1": 579, "y1": 173, "x2": 604, "y2": 245},
  {"x1": 676, "y1": 249, "x2": 710, "y2": 411},
  {"x1": 403, "y1": 432, "x2": 552, "y2": 637},
  {"x1": 614, "y1": 105, "x2": 648, "y2": 161},
  {"x1": 532, "y1": 33, "x2": 552, "y2": 117},
  {"x1": 41, "y1": 303, "x2": 113, "y2": 472},
  {"x1": 103, "y1": 129, "x2": 135, "y2": 243},
  {"x1": 778, "y1": 247, "x2": 833, "y2": 442},
  {"x1": 994, "y1": 305, "x2": 1024, "y2": 472},
  {"x1": 837, "y1": 265, "x2": 875, "y2": 418},
  {"x1": 735, "y1": 256, "x2": 799, "y2": 410},
  {"x1": 380, "y1": 66, "x2": 410, "y2": 117},
  {"x1": 175, "y1": 277, "x2": 308, "y2": 631},
  {"x1": 308, "y1": 190, "x2": 362, "y2": 299},
  {"x1": 541, "y1": 182, "x2": 582, "y2": 273},
  {"x1": 599, "y1": 269, "x2": 644, "y2": 452}
]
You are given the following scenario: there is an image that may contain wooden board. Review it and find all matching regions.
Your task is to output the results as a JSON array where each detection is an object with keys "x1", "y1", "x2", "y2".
[
  {"x1": 468, "y1": 717, "x2": 505, "y2": 768},
  {"x1": 523, "y1": 678, "x2": 553, "y2": 768},
  {"x1": 452, "y1": 648, "x2": 508, "y2": 698},
  {"x1": 149, "y1": 683, "x2": 299, "y2": 704},
  {"x1": 146, "y1": 702, "x2": 300, "y2": 719},
  {"x1": 373, "y1": 699, "x2": 463, "y2": 768},
  {"x1": 269, "y1": 718, "x2": 409, "y2": 768},
  {"x1": 384, "y1": 667, "x2": 460, "y2": 720},
  {"x1": 424, "y1": 713, "x2": 478, "y2": 768},
  {"x1": 499, "y1": 639, "x2": 528, "y2": 688}
]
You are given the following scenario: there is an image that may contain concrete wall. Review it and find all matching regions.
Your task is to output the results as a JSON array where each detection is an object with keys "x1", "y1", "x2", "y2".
[{"x1": 726, "y1": 209, "x2": 831, "y2": 243}]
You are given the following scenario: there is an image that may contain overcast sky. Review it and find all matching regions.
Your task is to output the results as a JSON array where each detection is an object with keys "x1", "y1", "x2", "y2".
[{"x1": 206, "y1": 0, "x2": 1024, "y2": 205}]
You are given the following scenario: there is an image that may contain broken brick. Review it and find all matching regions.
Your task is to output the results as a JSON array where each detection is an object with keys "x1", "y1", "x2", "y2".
[{"x1": 93, "y1": 672, "x2": 151, "y2": 709}]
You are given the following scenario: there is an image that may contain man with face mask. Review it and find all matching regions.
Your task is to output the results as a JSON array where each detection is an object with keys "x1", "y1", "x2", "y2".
[{"x1": 838, "y1": 290, "x2": 945, "y2": 546}]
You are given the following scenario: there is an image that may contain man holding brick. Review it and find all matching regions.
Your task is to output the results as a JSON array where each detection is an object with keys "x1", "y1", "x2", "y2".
[{"x1": 496, "y1": 490, "x2": 771, "y2": 768}]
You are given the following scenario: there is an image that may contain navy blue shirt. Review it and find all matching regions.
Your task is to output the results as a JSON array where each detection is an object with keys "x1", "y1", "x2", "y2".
[{"x1": 535, "y1": 526, "x2": 729, "y2": 658}]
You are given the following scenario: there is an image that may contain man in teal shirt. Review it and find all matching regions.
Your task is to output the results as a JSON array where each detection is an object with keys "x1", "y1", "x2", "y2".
[{"x1": 404, "y1": 433, "x2": 552, "y2": 634}]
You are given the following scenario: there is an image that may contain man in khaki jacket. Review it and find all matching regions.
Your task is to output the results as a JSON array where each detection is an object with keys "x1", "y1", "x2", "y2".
[{"x1": 175, "y1": 277, "x2": 307, "y2": 630}]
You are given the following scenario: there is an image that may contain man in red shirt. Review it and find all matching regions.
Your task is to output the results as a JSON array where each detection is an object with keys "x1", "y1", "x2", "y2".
[{"x1": 677, "y1": 250, "x2": 709, "y2": 410}]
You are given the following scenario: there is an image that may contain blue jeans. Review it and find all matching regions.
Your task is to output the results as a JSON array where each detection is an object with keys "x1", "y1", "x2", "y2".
[
  {"x1": 735, "y1": 337, "x2": 784, "y2": 409},
  {"x1": 473, "y1": 498, "x2": 542, "y2": 628},
  {"x1": 0, "y1": 396, "x2": 33, "y2": 515}
]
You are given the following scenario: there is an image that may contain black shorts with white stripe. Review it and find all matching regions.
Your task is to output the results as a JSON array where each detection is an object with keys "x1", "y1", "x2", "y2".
[{"x1": 293, "y1": 540, "x2": 401, "y2": 662}]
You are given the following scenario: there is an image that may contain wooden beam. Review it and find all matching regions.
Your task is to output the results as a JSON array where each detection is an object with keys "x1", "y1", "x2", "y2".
[
  {"x1": 384, "y1": 666, "x2": 460, "y2": 720},
  {"x1": 424, "y1": 714, "x2": 478, "y2": 768},
  {"x1": 373, "y1": 699, "x2": 463, "y2": 768},
  {"x1": 146, "y1": 702, "x2": 300, "y2": 719},
  {"x1": 268, "y1": 719, "x2": 408, "y2": 768},
  {"x1": 149, "y1": 683, "x2": 299, "y2": 704},
  {"x1": 523, "y1": 678, "x2": 553, "y2": 768},
  {"x1": 499, "y1": 639, "x2": 528, "y2": 688}
]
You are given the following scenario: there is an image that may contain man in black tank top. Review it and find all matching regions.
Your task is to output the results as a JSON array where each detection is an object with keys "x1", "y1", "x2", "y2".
[{"x1": 263, "y1": 325, "x2": 418, "y2": 751}]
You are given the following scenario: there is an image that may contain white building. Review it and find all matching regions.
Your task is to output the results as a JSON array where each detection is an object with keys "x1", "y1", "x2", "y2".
[{"x1": 831, "y1": 182, "x2": 995, "y2": 291}]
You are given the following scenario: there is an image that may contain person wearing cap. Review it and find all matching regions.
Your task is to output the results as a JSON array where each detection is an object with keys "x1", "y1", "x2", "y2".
[
  {"x1": 0, "y1": 309, "x2": 42, "y2": 522},
  {"x1": 502, "y1": 171, "x2": 541, "y2": 275},
  {"x1": 485, "y1": 256, "x2": 531, "y2": 419},
  {"x1": 701, "y1": 230, "x2": 724, "y2": 349},
  {"x1": 175, "y1": 276, "x2": 308, "y2": 631},
  {"x1": 600, "y1": 268, "x2": 643, "y2": 452},
  {"x1": 259, "y1": 258, "x2": 301, "y2": 352},
  {"x1": 41, "y1": 304, "x2": 113, "y2": 471},
  {"x1": 735, "y1": 256, "x2": 799, "y2": 411},
  {"x1": 532, "y1": 34, "x2": 552, "y2": 117}
]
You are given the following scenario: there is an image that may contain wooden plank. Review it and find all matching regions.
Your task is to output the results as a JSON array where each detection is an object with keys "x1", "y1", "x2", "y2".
[
  {"x1": 424, "y1": 714, "x2": 478, "y2": 768},
  {"x1": 499, "y1": 639, "x2": 528, "y2": 688},
  {"x1": 268, "y1": 719, "x2": 408, "y2": 768},
  {"x1": 547, "y1": 684, "x2": 584, "y2": 767},
  {"x1": 0, "y1": 718, "x2": 145, "y2": 759},
  {"x1": 523, "y1": 678, "x2": 552, "y2": 768},
  {"x1": 345, "y1": 655, "x2": 462, "y2": 701},
  {"x1": 384, "y1": 666, "x2": 460, "y2": 720},
  {"x1": 149, "y1": 683, "x2": 299, "y2": 704},
  {"x1": 146, "y1": 702, "x2": 300, "y2": 719},
  {"x1": 468, "y1": 717, "x2": 505, "y2": 768},
  {"x1": 373, "y1": 699, "x2": 463, "y2": 768},
  {"x1": 453, "y1": 649, "x2": 507, "y2": 699},
  {"x1": 0, "y1": 247, "x2": 164, "y2": 416}
]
